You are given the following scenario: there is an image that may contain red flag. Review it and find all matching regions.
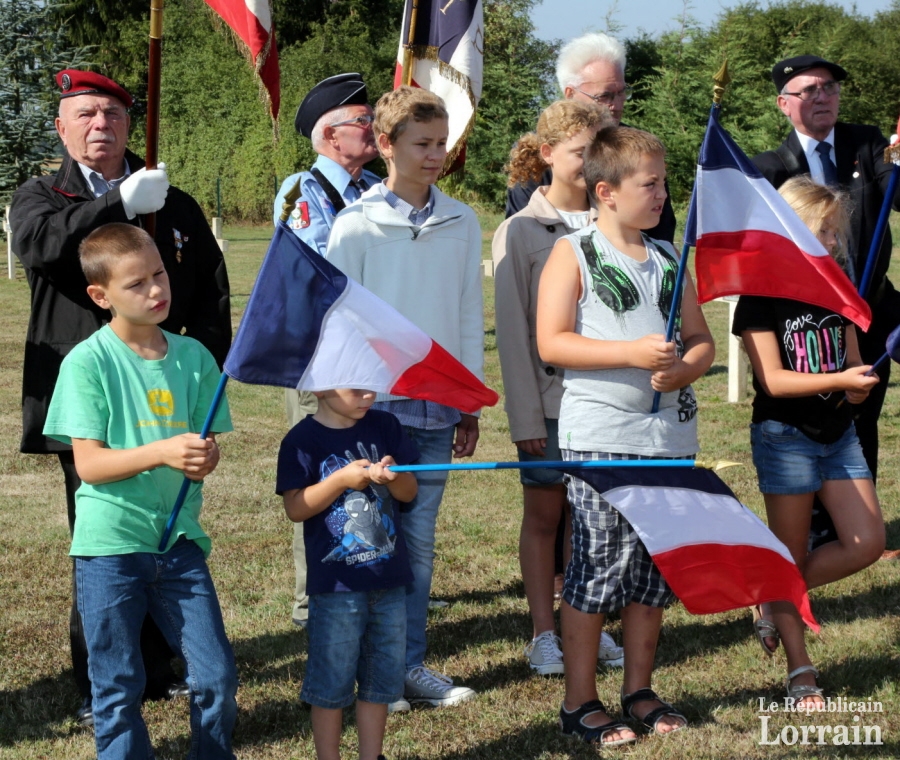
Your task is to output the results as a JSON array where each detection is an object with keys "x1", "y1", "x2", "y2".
[
  {"x1": 205, "y1": 0, "x2": 280, "y2": 120},
  {"x1": 394, "y1": 0, "x2": 483, "y2": 171}
]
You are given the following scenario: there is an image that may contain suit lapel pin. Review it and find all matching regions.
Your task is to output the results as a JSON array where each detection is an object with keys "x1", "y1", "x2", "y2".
[{"x1": 173, "y1": 228, "x2": 184, "y2": 263}]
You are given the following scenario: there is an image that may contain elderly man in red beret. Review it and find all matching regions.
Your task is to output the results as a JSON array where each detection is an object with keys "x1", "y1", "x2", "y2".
[{"x1": 10, "y1": 70, "x2": 232, "y2": 727}]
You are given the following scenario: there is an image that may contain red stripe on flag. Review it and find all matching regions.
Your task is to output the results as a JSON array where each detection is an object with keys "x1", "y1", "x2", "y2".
[
  {"x1": 390, "y1": 341, "x2": 498, "y2": 414},
  {"x1": 653, "y1": 543, "x2": 819, "y2": 632},
  {"x1": 695, "y1": 229, "x2": 871, "y2": 330}
]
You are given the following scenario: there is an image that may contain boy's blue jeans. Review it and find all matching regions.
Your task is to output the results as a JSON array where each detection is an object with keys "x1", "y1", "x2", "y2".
[
  {"x1": 401, "y1": 425, "x2": 454, "y2": 671},
  {"x1": 76, "y1": 538, "x2": 238, "y2": 760},
  {"x1": 301, "y1": 586, "x2": 406, "y2": 708}
]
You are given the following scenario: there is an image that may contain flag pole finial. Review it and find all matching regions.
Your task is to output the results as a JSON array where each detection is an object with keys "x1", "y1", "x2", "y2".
[
  {"x1": 694, "y1": 459, "x2": 741, "y2": 472},
  {"x1": 713, "y1": 60, "x2": 731, "y2": 105},
  {"x1": 279, "y1": 178, "x2": 302, "y2": 223}
]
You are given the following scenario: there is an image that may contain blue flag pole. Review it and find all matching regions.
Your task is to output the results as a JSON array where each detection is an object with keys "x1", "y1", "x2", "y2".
[
  {"x1": 857, "y1": 125, "x2": 900, "y2": 300},
  {"x1": 158, "y1": 371, "x2": 230, "y2": 552},
  {"x1": 857, "y1": 167, "x2": 900, "y2": 300},
  {"x1": 389, "y1": 458, "x2": 697, "y2": 473},
  {"x1": 650, "y1": 240, "x2": 693, "y2": 414}
]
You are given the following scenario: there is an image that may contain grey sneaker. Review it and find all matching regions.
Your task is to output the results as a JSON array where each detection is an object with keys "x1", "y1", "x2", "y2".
[
  {"x1": 524, "y1": 631, "x2": 564, "y2": 675},
  {"x1": 598, "y1": 631, "x2": 624, "y2": 668},
  {"x1": 404, "y1": 666, "x2": 475, "y2": 707},
  {"x1": 387, "y1": 697, "x2": 411, "y2": 713}
]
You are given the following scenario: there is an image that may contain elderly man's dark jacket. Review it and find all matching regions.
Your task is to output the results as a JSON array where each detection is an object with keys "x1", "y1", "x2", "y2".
[
  {"x1": 752, "y1": 122, "x2": 900, "y2": 306},
  {"x1": 10, "y1": 149, "x2": 231, "y2": 454}
]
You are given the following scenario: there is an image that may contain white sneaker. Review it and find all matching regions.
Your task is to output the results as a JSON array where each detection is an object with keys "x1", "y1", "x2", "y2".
[
  {"x1": 404, "y1": 666, "x2": 476, "y2": 707},
  {"x1": 524, "y1": 631, "x2": 564, "y2": 675},
  {"x1": 598, "y1": 631, "x2": 624, "y2": 668},
  {"x1": 387, "y1": 697, "x2": 411, "y2": 713}
]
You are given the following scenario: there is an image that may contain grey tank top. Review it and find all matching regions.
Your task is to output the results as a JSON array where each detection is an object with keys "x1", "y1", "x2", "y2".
[{"x1": 557, "y1": 226, "x2": 699, "y2": 456}]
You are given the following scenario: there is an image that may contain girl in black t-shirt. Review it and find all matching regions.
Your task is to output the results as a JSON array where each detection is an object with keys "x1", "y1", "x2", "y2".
[{"x1": 733, "y1": 177, "x2": 885, "y2": 707}]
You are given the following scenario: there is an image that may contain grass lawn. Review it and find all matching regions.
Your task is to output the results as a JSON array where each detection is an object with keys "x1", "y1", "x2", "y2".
[{"x1": 1, "y1": 218, "x2": 899, "y2": 759}]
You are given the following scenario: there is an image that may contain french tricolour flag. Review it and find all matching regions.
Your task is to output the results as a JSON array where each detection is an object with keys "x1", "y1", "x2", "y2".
[
  {"x1": 572, "y1": 466, "x2": 819, "y2": 632},
  {"x1": 685, "y1": 107, "x2": 871, "y2": 331},
  {"x1": 224, "y1": 222, "x2": 498, "y2": 414}
]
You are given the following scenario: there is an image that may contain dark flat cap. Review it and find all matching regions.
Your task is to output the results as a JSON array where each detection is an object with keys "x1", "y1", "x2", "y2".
[
  {"x1": 772, "y1": 55, "x2": 847, "y2": 93},
  {"x1": 56, "y1": 69, "x2": 134, "y2": 108},
  {"x1": 295, "y1": 73, "x2": 368, "y2": 138}
]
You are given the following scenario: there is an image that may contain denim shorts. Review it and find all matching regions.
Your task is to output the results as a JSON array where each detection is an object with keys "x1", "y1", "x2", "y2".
[
  {"x1": 517, "y1": 418, "x2": 564, "y2": 486},
  {"x1": 300, "y1": 586, "x2": 406, "y2": 709},
  {"x1": 750, "y1": 420, "x2": 871, "y2": 495}
]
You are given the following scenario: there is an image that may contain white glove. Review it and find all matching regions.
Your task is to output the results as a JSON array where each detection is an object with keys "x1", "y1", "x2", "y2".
[{"x1": 120, "y1": 163, "x2": 169, "y2": 219}]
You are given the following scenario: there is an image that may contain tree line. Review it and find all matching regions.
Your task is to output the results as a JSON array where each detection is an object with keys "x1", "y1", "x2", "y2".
[{"x1": 2, "y1": 0, "x2": 899, "y2": 220}]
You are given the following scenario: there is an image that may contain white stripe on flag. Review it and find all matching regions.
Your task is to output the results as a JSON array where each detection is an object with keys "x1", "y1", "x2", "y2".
[
  {"x1": 245, "y1": 0, "x2": 272, "y2": 28},
  {"x1": 602, "y1": 484, "x2": 795, "y2": 564},
  {"x1": 298, "y1": 279, "x2": 432, "y2": 392},
  {"x1": 698, "y1": 168, "x2": 830, "y2": 258}
]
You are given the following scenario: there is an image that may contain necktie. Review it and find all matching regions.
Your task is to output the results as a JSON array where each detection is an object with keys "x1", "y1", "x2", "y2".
[{"x1": 815, "y1": 142, "x2": 838, "y2": 186}]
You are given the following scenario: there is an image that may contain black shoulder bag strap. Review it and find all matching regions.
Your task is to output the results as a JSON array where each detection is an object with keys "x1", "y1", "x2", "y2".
[{"x1": 310, "y1": 167, "x2": 347, "y2": 215}]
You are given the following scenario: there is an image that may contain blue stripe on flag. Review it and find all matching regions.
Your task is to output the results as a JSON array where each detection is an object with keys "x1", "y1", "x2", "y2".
[
  {"x1": 698, "y1": 107, "x2": 764, "y2": 177},
  {"x1": 224, "y1": 222, "x2": 348, "y2": 388},
  {"x1": 567, "y1": 466, "x2": 738, "y2": 500}
]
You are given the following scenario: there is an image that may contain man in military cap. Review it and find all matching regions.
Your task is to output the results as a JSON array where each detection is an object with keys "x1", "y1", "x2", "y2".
[
  {"x1": 273, "y1": 72, "x2": 381, "y2": 252},
  {"x1": 273, "y1": 72, "x2": 381, "y2": 629},
  {"x1": 753, "y1": 55, "x2": 900, "y2": 551},
  {"x1": 10, "y1": 69, "x2": 231, "y2": 725}
]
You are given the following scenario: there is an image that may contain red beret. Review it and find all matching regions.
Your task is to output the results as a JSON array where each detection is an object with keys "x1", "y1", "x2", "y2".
[{"x1": 56, "y1": 69, "x2": 134, "y2": 108}]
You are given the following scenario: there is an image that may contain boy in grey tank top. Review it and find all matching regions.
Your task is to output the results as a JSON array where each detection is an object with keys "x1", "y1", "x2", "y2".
[{"x1": 537, "y1": 126, "x2": 715, "y2": 746}]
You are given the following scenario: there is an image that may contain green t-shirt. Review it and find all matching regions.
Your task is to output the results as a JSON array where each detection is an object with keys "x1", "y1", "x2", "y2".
[{"x1": 44, "y1": 326, "x2": 232, "y2": 557}]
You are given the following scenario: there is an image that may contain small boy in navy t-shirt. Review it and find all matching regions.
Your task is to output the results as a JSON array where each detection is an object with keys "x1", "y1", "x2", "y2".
[{"x1": 276, "y1": 388, "x2": 418, "y2": 760}]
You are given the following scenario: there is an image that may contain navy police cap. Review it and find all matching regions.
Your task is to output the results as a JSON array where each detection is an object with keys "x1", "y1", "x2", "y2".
[
  {"x1": 771, "y1": 55, "x2": 847, "y2": 93},
  {"x1": 295, "y1": 73, "x2": 369, "y2": 138}
]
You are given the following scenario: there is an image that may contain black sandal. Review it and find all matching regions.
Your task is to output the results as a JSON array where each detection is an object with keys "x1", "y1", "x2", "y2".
[
  {"x1": 621, "y1": 687, "x2": 687, "y2": 735},
  {"x1": 558, "y1": 699, "x2": 637, "y2": 746}
]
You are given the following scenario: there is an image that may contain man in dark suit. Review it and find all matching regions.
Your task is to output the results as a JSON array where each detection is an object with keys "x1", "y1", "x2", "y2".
[{"x1": 753, "y1": 55, "x2": 900, "y2": 548}]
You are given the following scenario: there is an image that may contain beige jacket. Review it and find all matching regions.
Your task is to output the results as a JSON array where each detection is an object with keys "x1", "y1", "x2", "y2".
[{"x1": 492, "y1": 187, "x2": 597, "y2": 442}]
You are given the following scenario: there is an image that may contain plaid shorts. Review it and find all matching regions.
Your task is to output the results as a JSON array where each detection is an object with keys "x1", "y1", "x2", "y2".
[{"x1": 562, "y1": 450, "x2": 676, "y2": 614}]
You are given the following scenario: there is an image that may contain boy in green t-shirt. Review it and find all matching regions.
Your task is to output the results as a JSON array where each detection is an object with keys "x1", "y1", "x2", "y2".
[{"x1": 43, "y1": 223, "x2": 237, "y2": 759}]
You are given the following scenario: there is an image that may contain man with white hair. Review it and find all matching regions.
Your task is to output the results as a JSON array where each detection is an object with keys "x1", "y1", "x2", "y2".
[
  {"x1": 273, "y1": 73, "x2": 381, "y2": 254},
  {"x1": 273, "y1": 73, "x2": 381, "y2": 629},
  {"x1": 505, "y1": 32, "x2": 676, "y2": 242}
]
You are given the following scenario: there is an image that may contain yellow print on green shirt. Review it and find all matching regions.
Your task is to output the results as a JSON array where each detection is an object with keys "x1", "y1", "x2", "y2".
[{"x1": 147, "y1": 389, "x2": 174, "y2": 416}]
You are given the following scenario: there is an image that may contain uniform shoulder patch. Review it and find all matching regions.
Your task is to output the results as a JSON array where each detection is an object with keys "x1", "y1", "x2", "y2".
[{"x1": 290, "y1": 201, "x2": 311, "y2": 230}]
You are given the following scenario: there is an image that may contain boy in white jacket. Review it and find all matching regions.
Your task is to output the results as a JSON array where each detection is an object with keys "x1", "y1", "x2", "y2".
[{"x1": 325, "y1": 86, "x2": 484, "y2": 709}]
